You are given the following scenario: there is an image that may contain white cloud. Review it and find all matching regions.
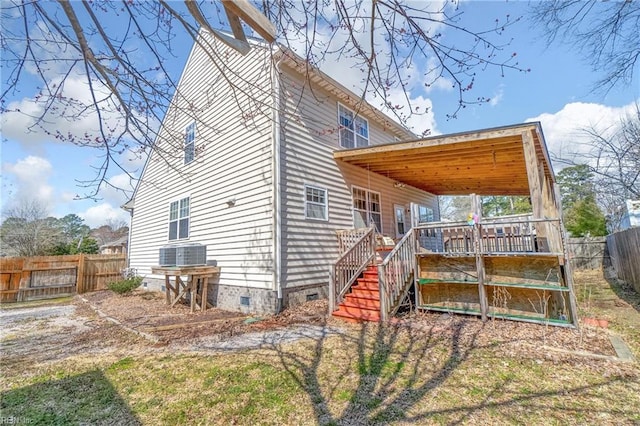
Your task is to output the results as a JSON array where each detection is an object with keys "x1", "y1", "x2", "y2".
[
  {"x1": 99, "y1": 173, "x2": 136, "y2": 207},
  {"x1": 79, "y1": 203, "x2": 129, "y2": 228},
  {"x1": 489, "y1": 86, "x2": 504, "y2": 107},
  {"x1": 1, "y1": 156, "x2": 133, "y2": 226},
  {"x1": 2, "y1": 156, "x2": 55, "y2": 211},
  {"x1": 384, "y1": 90, "x2": 438, "y2": 136},
  {"x1": 526, "y1": 100, "x2": 639, "y2": 163},
  {"x1": 1, "y1": 76, "x2": 125, "y2": 149},
  {"x1": 281, "y1": 1, "x2": 451, "y2": 134}
]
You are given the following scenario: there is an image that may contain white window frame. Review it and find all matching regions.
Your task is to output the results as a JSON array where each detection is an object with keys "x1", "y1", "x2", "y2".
[
  {"x1": 304, "y1": 184, "x2": 329, "y2": 221},
  {"x1": 417, "y1": 204, "x2": 435, "y2": 223},
  {"x1": 394, "y1": 204, "x2": 407, "y2": 238},
  {"x1": 338, "y1": 103, "x2": 369, "y2": 148},
  {"x1": 184, "y1": 121, "x2": 196, "y2": 165},
  {"x1": 168, "y1": 196, "x2": 190, "y2": 241},
  {"x1": 352, "y1": 185, "x2": 382, "y2": 232}
]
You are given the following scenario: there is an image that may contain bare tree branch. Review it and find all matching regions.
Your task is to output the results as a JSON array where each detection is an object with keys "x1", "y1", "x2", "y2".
[
  {"x1": 531, "y1": 0, "x2": 640, "y2": 92},
  {"x1": 1, "y1": 0, "x2": 526, "y2": 198}
]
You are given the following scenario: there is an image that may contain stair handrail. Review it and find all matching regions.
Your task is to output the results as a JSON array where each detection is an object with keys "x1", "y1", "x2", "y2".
[
  {"x1": 378, "y1": 229, "x2": 416, "y2": 321},
  {"x1": 329, "y1": 226, "x2": 376, "y2": 313}
]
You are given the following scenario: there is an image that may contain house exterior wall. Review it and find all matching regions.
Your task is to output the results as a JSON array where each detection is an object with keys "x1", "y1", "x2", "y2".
[
  {"x1": 278, "y1": 69, "x2": 439, "y2": 305},
  {"x1": 128, "y1": 34, "x2": 277, "y2": 313},
  {"x1": 129, "y1": 37, "x2": 440, "y2": 314}
]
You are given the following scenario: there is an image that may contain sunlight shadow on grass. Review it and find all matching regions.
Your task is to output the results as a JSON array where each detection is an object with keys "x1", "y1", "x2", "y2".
[{"x1": 0, "y1": 369, "x2": 141, "y2": 425}]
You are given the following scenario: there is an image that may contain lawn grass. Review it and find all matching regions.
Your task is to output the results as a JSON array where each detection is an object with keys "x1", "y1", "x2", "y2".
[{"x1": 1, "y1": 270, "x2": 639, "y2": 425}]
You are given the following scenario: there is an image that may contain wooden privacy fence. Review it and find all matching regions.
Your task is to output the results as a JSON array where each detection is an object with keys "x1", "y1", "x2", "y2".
[
  {"x1": 0, "y1": 254, "x2": 126, "y2": 303},
  {"x1": 607, "y1": 227, "x2": 640, "y2": 294},
  {"x1": 567, "y1": 237, "x2": 608, "y2": 270}
]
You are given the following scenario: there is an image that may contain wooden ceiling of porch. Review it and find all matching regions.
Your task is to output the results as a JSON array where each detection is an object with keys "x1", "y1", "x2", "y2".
[{"x1": 334, "y1": 123, "x2": 554, "y2": 196}]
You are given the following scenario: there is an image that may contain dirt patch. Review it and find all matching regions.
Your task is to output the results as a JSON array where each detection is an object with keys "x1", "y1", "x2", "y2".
[
  {"x1": 79, "y1": 288, "x2": 622, "y2": 358},
  {"x1": 80, "y1": 289, "x2": 328, "y2": 343},
  {"x1": 2, "y1": 270, "x2": 636, "y2": 376},
  {"x1": 394, "y1": 311, "x2": 617, "y2": 358}
]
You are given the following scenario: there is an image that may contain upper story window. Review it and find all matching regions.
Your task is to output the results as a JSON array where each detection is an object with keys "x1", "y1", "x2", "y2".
[
  {"x1": 338, "y1": 104, "x2": 369, "y2": 148},
  {"x1": 304, "y1": 185, "x2": 328, "y2": 221},
  {"x1": 169, "y1": 197, "x2": 190, "y2": 240},
  {"x1": 184, "y1": 122, "x2": 196, "y2": 164}
]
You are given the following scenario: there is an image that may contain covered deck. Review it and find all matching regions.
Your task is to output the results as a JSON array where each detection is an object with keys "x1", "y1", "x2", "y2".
[{"x1": 331, "y1": 123, "x2": 578, "y2": 327}]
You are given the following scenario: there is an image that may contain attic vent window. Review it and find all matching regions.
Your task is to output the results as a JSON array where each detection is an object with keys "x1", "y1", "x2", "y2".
[
  {"x1": 240, "y1": 296, "x2": 250, "y2": 306},
  {"x1": 184, "y1": 121, "x2": 196, "y2": 164}
]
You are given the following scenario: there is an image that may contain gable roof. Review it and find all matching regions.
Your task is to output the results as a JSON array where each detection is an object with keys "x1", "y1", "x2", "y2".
[{"x1": 274, "y1": 46, "x2": 416, "y2": 141}]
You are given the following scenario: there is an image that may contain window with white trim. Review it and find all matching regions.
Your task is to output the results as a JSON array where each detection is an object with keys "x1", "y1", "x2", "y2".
[
  {"x1": 352, "y1": 187, "x2": 382, "y2": 232},
  {"x1": 338, "y1": 104, "x2": 369, "y2": 148},
  {"x1": 304, "y1": 185, "x2": 328, "y2": 221},
  {"x1": 417, "y1": 205, "x2": 435, "y2": 223},
  {"x1": 184, "y1": 122, "x2": 196, "y2": 164},
  {"x1": 169, "y1": 197, "x2": 190, "y2": 240},
  {"x1": 394, "y1": 205, "x2": 406, "y2": 238}
]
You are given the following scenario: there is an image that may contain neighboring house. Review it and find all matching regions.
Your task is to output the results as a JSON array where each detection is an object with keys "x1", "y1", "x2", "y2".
[
  {"x1": 126, "y1": 32, "x2": 438, "y2": 314},
  {"x1": 619, "y1": 199, "x2": 640, "y2": 231},
  {"x1": 99, "y1": 236, "x2": 128, "y2": 255}
]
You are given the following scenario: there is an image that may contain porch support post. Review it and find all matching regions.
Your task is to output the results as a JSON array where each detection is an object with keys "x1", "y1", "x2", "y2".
[{"x1": 471, "y1": 194, "x2": 488, "y2": 321}]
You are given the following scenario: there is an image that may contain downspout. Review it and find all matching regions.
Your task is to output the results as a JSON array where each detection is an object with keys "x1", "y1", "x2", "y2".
[
  {"x1": 121, "y1": 200, "x2": 134, "y2": 268},
  {"x1": 272, "y1": 49, "x2": 284, "y2": 313}
]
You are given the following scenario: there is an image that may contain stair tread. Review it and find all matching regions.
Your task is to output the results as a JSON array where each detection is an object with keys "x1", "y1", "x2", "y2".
[
  {"x1": 350, "y1": 290, "x2": 380, "y2": 298},
  {"x1": 332, "y1": 309, "x2": 381, "y2": 322},
  {"x1": 353, "y1": 283, "x2": 379, "y2": 290},
  {"x1": 345, "y1": 293, "x2": 380, "y2": 301},
  {"x1": 340, "y1": 300, "x2": 381, "y2": 309}
]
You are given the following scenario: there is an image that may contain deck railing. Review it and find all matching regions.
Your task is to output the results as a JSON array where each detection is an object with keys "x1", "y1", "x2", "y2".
[
  {"x1": 329, "y1": 226, "x2": 376, "y2": 312},
  {"x1": 414, "y1": 217, "x2": 564, "y2": 256},
  {"x1": 378, "y1": 229, "x2": 416, "y2": 321},
  {"x1": 336, "y1": 228, "x2": 373, "y2": 254}
]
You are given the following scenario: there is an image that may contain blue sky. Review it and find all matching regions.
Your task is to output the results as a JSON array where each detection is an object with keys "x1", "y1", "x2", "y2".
[{"x1": 2, "y1": 1, "x2": 639, "y2": 227}]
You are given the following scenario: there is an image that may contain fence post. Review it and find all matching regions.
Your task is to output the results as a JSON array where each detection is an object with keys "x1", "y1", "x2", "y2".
[{"x1": 76, "y1": 253, "x2": 86, "y2": 294}]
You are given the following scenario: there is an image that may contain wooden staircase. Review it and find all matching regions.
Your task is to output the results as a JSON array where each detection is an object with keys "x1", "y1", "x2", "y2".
[{"x1": 331, "y1": 265, "x2": 381, "y2": 322}]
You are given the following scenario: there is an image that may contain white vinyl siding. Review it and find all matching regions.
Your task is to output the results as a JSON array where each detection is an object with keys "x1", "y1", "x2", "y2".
[
  {"x1": 304, "y1": 185, "x2": 328, "y2": 221},
  {"x1": 128, "y1": 33, "x2": 275, "y2": 290},
  {"x1": 279, "y1": 70, "x2": 437, "y2": 289},
  {"x1": 184, "y1": 122, "x2": 195, "y2": 164},
  {"x1": 168, "y1": 197, "x2": 190, "y2": 240},
  {"x1": 338, "y1": 104, "x2": 369, "y2": 148}
]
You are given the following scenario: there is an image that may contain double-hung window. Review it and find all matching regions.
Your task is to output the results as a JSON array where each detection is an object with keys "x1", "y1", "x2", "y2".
[
  {"x1": 169, "y1": 197, "x2": 190, "y2": 240},
  {"x1": 338, "y1": 104, "x2": 369, "y2": 148},
  {"x1": 352, "y1": 187, "x2": 382, "y2": 232},
  {"x1": 304, "y1": 185, "x2": 328, "y2": 221},
  {"x1": 184, "y1": 122, "x2": 196, "y2": 164}
]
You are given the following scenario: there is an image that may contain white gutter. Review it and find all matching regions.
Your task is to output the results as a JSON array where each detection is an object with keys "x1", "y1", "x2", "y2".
[
  {"x1": 272, "y1": 48, "x2": 284, "y2": 311},
  {"x1": 120, "y1": 200, "x2": 135, "y2": 268}
]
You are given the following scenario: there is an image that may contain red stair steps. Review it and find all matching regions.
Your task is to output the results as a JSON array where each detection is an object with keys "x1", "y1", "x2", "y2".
[{"x1": 332, "y1": 265, "x2": 382, "y2": 323}]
